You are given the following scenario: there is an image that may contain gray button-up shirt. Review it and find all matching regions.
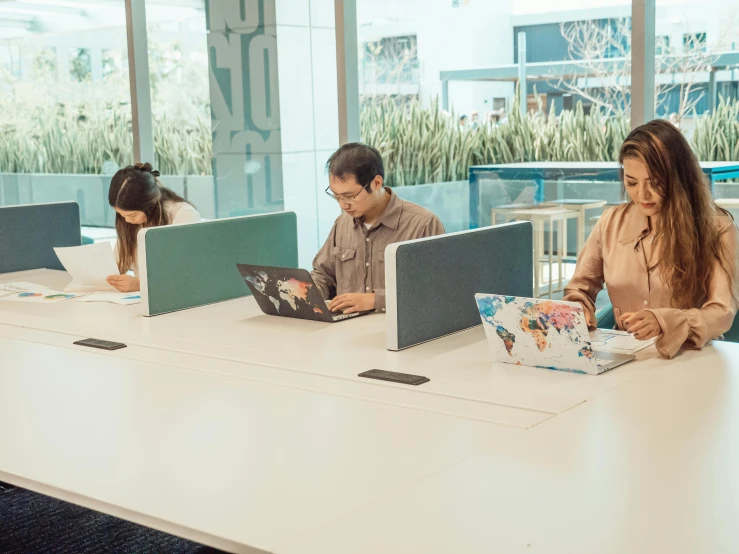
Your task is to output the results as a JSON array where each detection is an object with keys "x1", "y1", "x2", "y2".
[{"x1": 311, "y1": 189, "x2": 445, "y2": 311}]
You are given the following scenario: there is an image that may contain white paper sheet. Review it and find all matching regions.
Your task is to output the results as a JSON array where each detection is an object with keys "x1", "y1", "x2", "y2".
[
  {"x1": 54, "y1": 243, "x2": 119, "y2": 292},
  {"x1": 589, "y1": 329, "x2": 656, "y2": 354},
  {"x1": 77, "y1": 292, "x2": 141, "y2": 305}
]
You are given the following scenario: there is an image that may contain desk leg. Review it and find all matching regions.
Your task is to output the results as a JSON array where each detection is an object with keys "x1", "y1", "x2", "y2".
[
  {"x1": 533, "y1": 221, "x2": 540, "y2": 298},
  {"x1": 548, "y1": 218, "x2": 554, "y2": 299},
  {"x1": 539, "y1": 220, "x2": 545, "y2": 297},
  {"x1": 559, "y1": 218, "x2": 566, "y2": 292},
  {"x1": 535, "y1": 176, "x2": 545, "y2": 203}
]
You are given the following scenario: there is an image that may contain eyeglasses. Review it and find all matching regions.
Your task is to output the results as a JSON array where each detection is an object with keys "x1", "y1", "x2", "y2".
[{"x1": 324, "y1": 181, "x2": 372, "y2": 205}]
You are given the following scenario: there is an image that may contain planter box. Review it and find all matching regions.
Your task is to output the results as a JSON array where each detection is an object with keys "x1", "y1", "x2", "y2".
[
  {"x1": 0, "y1": 173, "x2": 217, "y2": 226},
  {"x1": 0, "y1": 173, "x2": 112, "y2": 226}
]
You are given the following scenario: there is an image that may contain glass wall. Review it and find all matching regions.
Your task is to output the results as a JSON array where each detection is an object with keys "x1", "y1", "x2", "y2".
[
  {"x1": 655, "y1": 0, "x2": 739, "y2": 212},
  {"x1": 0, "y1": 0, "x2": 133, "y2": 226},
  {"x1": 10, "y1": 0, "x2": 734, "y2": 268},
  {"x1": 0, "y1": 0, "x2": 340, "y2": 269},
  {"x1": 355, "y1": 0, "x2": 632, "y2": 234}
]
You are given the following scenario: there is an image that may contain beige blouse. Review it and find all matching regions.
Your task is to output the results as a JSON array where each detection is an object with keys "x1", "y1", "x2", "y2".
[{"x1": 564, "y1": 202, "x2": 739, "y2": 358}]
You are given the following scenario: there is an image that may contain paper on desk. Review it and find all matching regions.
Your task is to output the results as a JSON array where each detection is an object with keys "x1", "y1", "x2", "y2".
[
  {"x1": 589, "y1": 329, "x2": 655, "y2": 354},
  {"x1": 54, "y1": 242, "x2": 119, "y2": 292},
  {"x1": 0, "y1": 281, "x2": 80, "y2": 303},
  {"x1": 0, "y1": 282, "x2": 39, "y2": 298},
  {"x1": 77, "y1": 292, "x2": 141, "y2": 305}
]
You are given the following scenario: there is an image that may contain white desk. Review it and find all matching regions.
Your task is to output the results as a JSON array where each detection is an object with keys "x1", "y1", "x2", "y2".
[
  {"x1": 0, "y1": 335, "x2": 518, "y2": 554},
  {"x1": 3, "y1": 267, "x2": 739, "y2": 553},
  {"x1": 4, "y1": 334, "x2": 739, "y2": 553},
  {"x1": 0, "y1": 270, "x2": 663, "y2": 427},
  {"x1": 283, "y1": 341, "x2": 739, "y2": 554}
]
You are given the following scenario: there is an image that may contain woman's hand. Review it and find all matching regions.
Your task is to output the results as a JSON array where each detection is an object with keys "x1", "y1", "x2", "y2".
[
  {"x1": 106, "y1": 275, "x2": 140, "y2": 293},
  {"x1": 620, "y1": 310, "x2": 662, "y2": 341}
]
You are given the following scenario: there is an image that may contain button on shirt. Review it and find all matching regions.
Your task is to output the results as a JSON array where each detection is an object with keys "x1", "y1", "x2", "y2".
[
  {"x1": 564, "y1": 202, "x2": 739, "y2": 359},
  {"x1": 311, "y1": 188, "x2": 446, "y2": 311}
]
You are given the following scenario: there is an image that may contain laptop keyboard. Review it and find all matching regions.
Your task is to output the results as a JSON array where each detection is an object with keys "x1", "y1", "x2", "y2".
[
  {"x1": 325, "y1": 300, "x2": 358, "y2": 321},
  {"x1": 332, "y1": 312, "x2": 357, "y2": 321}
]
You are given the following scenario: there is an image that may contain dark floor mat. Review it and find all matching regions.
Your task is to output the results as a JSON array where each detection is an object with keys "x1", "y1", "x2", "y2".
[{"x1": 0, "y1": 484, "x2": 226, "y2": 554}]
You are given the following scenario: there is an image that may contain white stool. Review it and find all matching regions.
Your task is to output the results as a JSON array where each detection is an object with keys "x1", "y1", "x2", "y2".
[
  {"x1": 542, "y1": 199, "x2": 607, "y2": 259},
  {"x1": 491, "y1": 203, "x2": 549, "y2": 226},
  {"x1": 499, "y1": 207, "x2": 580, "y2": 299}
]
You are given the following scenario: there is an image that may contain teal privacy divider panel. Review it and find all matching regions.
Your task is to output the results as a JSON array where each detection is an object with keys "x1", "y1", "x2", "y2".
[
  {"x1": 385, "y1": 221, "x2": 534, "y2": 350},
  {"x1": 139, "y1": 212, "x2": 298, "y2": 316},
  {"x1": 0, "y1": 202, "x2": 81, "y2": 274}
]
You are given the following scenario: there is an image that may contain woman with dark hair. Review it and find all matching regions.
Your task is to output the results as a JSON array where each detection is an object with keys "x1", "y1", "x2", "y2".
[
  {"x1": 564, "y1": 119, "x2": 738, "y2": 358},
  {"x1": 106, "y1": 162, "x2": 200, "y2": 292}
]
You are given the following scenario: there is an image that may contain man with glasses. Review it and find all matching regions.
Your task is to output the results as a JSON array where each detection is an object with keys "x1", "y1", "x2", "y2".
[{"x1": 312, "y1": 143, "x2": 445, "y2": 315}]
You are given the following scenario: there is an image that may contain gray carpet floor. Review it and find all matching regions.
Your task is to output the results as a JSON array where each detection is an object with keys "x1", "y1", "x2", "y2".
[{"x1": 0, "y1": 483, "x2": 226, "y2": 554}]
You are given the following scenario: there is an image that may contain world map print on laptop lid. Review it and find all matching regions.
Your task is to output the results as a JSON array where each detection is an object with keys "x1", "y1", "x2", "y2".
[{"x1": 474, "y1": 293, "x2": 602, "y2": 375}]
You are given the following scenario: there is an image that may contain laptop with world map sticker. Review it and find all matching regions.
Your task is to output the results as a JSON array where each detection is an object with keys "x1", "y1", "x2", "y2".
[
  {"x1": 237, "y1": 264, "x2": 372, "y2": 323},
  {"x1": 474, "y1": 293, "x2": 634, "y2": 375}
]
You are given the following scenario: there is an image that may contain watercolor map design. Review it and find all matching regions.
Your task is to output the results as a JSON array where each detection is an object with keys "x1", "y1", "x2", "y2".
[
  {"x1": 476, "y1": 295, "x2": 595, "y2": 373},
  {"x1": 246, "y1": 271, "x2": 322, "y2": 315}
]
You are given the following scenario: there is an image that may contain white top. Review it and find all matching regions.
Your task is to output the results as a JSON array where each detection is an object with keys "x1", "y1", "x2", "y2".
[
  {"x1": 165, "y1": 200, "x2": 201, "y2": 225},
  {"x1": 116, "y1": 200, "x2": 201, "y2": 276}
]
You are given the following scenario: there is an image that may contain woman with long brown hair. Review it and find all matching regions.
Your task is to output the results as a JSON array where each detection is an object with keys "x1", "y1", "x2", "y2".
[
  {"x1": 564, "y1": 119, "x2": 738, "y2": 358},
  {"x1": 106, "y1": 162, "x2": 200, "y2": 292}
]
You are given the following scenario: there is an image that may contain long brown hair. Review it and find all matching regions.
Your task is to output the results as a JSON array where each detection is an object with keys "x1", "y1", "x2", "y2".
[
  {"x1": 619, "y1": 119, "x2": 735, "y2": 308},
  {"x1": 109, "y1": 162, "x2": 188, "y2": 273}
]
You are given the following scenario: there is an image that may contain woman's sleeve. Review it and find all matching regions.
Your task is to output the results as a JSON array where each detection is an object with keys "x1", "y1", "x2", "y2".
[
  {"x1": 563, "y1": 215, "x2": 606, "y2": 329},
  {"x1": 648, "y1": 222, "x2": 739, "y2": 359}
]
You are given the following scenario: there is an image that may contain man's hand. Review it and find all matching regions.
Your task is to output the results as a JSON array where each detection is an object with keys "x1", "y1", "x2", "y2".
[
  {"x1": 620, "y1": 310, "x2": 662, "y2": 341},
  {"x1": 329, "y1": 293, "x2": 376, "y2": 314},
  {"x1": 106, "y1": 275, "x2": 140, "y2": 293}
]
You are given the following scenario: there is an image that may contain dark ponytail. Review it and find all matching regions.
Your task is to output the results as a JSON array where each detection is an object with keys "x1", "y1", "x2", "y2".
[{"x1": 109, "y1": 163, "x2": 188, "y2": 273}]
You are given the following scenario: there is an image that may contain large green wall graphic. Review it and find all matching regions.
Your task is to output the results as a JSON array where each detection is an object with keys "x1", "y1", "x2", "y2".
[{"x1": 206, "y1": 0, "x2": 284, "y2": 218}]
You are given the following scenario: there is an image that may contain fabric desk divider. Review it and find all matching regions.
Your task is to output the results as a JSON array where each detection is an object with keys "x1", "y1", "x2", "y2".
[
  {"x1": 385, "y1": 221, "x2": 534, "y2": 350},
  {"x1": 0, "y1": 202, "x2": 81, "y2": 274},
  {"x1": 139, "y1": 212, "x2": 299, "y2": 316}
]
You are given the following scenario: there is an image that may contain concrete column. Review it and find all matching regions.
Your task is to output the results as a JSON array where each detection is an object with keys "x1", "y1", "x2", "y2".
[
  {"x1": 709, "y1": 68, "x2": 717, "y2": 113},
  {"x1": 334, "y1": 0, "x2": 360, "y2": 144},
  {"x1": 517, "y1": 31, "x2": 527, "y2": 116},
  {"x1": 206, "y1": 0, "x2": 340, "y2": 268},
  {"x1": 90, "y1": 47, "x2": 103, "y2": 82},
  {"x1": 125, "y1": 0, "x2": 155, "y2": 164},
  {"x1": 631, "y1": 0, "x2": 656, "y2": 128}
]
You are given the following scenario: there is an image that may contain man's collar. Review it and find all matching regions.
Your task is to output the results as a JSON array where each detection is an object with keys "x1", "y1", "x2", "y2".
[{"x1": 352, "y1": 188, "x2": 402, "y2": 230}]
